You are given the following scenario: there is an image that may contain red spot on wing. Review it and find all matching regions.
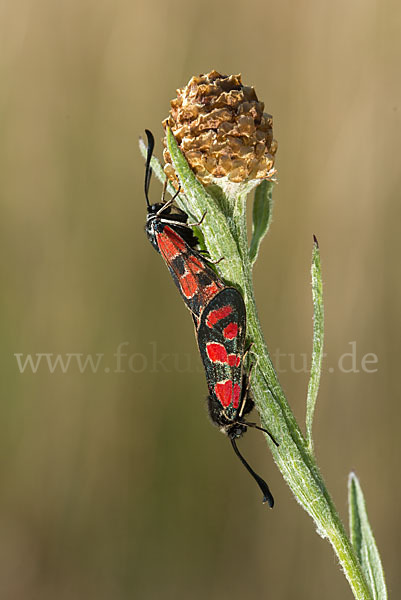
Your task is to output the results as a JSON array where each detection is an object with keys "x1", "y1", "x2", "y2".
[
  {"x1": 214, "y1": 380, "x2": 242, "y2": 408},
  {"x1": 206, "y1": 305, "x2": 232, "y2": 328},
  {"x1": 223, "y1": 322, "x2": 238, "y2": 339},
  {"x1": 158, "y1": 228, "x2": 186, "y2": 261},
  {"x1": 207, "y1": 343, "x2": 228, "y2": 363},
  {"x1": 215, "y1": 380, "x2": 233, "y2": 407},
  {"x1": 188, "y1": 255, "x2": 204, "y2": 274},
  {"x1": 201, "y1": 282, "x2": 221, "y2": 304},
  {"x1": 164, "y1": 227, "x2": 187, "y2": 251},
  {"x1": 232, "y1": 384, "x2": 241, "y2": 409},
  {"x1": 180, "y1": 271, "x2": 198, "y2": 299},
  {"x1": 228, "y1": 354, "x2": 241, "y2": 367}
]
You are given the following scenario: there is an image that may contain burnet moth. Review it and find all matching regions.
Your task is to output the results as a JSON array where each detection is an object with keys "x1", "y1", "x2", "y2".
[
  {"x1": 144, "y1": 130, "x2": 224, "y2": 319},
  {"x1": 196, "y1": 288, "x2": 278, "y2": 507},
  {"x1": 143, "y1": 130, "x2": 278, "y2": 504}
]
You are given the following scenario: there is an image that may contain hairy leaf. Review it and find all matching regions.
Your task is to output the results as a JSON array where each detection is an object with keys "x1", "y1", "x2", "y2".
[{"x1": 348, "y1": 473, "x2": 387, "y2": 600}]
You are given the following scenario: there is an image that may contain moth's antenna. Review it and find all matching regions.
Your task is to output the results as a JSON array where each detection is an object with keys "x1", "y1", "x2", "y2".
[
  {"x1": 144, "y1": 129, "x2": 155, "y2": 207},
  {"x1": 230, "y1": 438, "x2": 274, "y2": 507}
]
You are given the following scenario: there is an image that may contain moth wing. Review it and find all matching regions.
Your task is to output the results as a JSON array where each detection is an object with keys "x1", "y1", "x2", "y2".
[
  {"x1": 156, "y1": 224, "x2": 224, "y2": 317},
  {"x1": 197, "y1": 288, "x2": 246, "y2": 415}
]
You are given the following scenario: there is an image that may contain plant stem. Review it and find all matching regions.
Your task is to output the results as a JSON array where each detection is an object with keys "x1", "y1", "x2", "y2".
[{"x1": 208, "y1": 188, "x2": 373, "y2": 600}]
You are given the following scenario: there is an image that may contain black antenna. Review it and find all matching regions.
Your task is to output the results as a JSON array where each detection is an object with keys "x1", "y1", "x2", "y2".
[
  {"x1": 230, "y1": 438, "x2": 274, "y2": 507},
  {"x1": 144, "y1": 129, "x2": 155, "y2": 207}
]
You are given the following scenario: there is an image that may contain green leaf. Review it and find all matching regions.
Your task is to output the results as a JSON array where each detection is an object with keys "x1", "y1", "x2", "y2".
[
  {"x1": 348, "y1": 473, "x2": 387, "y2": 600},
  {"x1": 306, "y1": 236, "x2": 324, "y2": 452},
  {"x1": 249, "y1": 180, "x2": 274, "y2": 265}
]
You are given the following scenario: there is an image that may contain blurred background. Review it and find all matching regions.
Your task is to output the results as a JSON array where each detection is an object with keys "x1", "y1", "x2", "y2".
[{"x1": 1, "y1": 0, "x2": 400, "y2": 598}]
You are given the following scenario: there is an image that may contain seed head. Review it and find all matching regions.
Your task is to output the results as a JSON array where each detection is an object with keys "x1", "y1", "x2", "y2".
[{"x1": 163, "y1": 70, "x2": 277, "y2": 186}]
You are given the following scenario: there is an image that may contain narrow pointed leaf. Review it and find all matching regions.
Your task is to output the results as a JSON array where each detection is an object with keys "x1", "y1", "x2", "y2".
[
  {"x1": 306, "y1": 236, "x2": 324, "y2": 452},
  {"x1": 348, "y1": 473, "x2": 387, "y2": 600},
  {"x1": 249, "y1": 180, "x2": 274, "y2": 265}
]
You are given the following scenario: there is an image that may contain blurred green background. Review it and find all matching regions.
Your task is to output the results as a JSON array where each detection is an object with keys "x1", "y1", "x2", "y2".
[{"x1": 1, "y1": 0, "x2": 400, "y2": 598}]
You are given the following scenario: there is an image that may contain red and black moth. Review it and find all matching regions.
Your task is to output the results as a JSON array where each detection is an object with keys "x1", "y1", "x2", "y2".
[
  {"x1": 143, "y1": 129, "x2": 278, "y2": 504},
  {"x1": 144, "y1": 130, "x2": 224, "y2": 319},
  {"x1": 196, "y1": 287, "x2": 278, "y2": 507}
]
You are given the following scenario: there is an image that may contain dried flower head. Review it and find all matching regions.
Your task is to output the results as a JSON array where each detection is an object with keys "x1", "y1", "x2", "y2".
[{"x1": 162, "y1": 70, "x2": 277, "y2": 186}]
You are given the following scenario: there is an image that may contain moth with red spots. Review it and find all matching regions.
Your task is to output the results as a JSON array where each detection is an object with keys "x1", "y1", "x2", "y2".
[
  {"x1": 196, "y1": 287, "x2": 278, "y2": 506},
  {"x1": 144, "y1": 130, "x2": 224, "y2": 318},
  {"x1": 143, "y1": 129, "x2": 278, "y2": 505}
]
